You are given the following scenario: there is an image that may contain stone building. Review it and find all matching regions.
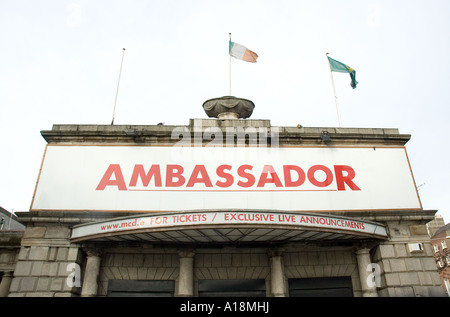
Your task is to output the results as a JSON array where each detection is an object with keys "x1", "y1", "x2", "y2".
[
  {"x1": 6, "y1": 97, "x2": 445, "y2": 297},
  {"x1": 430, "y1": 221, "x2": 450, "y2": 295},
  {"x1": 0, "y1": 207, "x2": 24, "y2": 297},
  {"x1": 427, "y1": 215, "x2": 446, "y2": 237}
]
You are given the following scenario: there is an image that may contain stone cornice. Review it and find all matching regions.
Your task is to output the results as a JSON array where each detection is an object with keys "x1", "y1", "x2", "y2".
[
  {"x1": 40, "y1": 120, "x2": 411, "y2": 146},
  {"x1": 15, "y1": 209, "x2": 437, "y2": 227}
]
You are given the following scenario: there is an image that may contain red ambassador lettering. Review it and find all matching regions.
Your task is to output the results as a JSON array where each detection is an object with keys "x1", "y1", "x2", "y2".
[{"x1": 95, "y1": 163, "x2": 360, "y2": 191}]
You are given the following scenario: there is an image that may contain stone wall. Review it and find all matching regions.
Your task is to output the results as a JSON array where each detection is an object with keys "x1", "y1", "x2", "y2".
[
  {"x1": 8, "y1": 224, "x2": 82, "y2": 297},
  {"x1": 284, "y1": 247, "x2": 360, "y2": 296},
  {"x1": 194, "y1": 248, "x2": 271, "y2": 296},
  {"x1": 96, "y1": 246, "x2": 362, "y2": 297},
  {"x1": 98, "y1": 251, "x2": 179, "y2": 296},
  {"x1": 0, "y1": 232, "x2": 22, "y2": 296},
  {"x1": 374, "y1": 221, "x2": 444, "y2": 296}
]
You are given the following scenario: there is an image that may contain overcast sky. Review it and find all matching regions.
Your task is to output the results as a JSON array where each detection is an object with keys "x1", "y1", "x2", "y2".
[{"x1": 1, "y1": 0, "x2": 449, "y2": 223}]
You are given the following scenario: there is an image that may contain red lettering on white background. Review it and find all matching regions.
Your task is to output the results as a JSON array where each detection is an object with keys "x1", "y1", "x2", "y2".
[
  {"x1": 283, "y1": 165, "x2": 306, "y2": 187},
  {"x1": 257, "y1": 165, "x2": 283, "y2": 187},
  {"x1": 96, "y1": 164, "x2": 127, "y2": 190},
  {"x1": 307, "y1": 165, "x2": 334, "y2": 187},
  {"x1": 186, "y1": 165, "x2": 213, "y2": 187},
  {"x1": 95, "y1": 163, "x2": 361, "y2": 191},
  {"x1": 278, "y1": 214, "x2": 296, "y2": 222},
  {"x1": 129, "y1": 164, "x2": 162, "y2": 187},
  {"x1": 98, "y1": 213, "x2": 369, "y2": 230},
  {"x1": 92, "y1": 212, "x2": 378, "y2": 240},
  {"x1": 334, "y1": 165, "x2": 361, "y2": 191},
  {"x1": 237, "y1": 164, "x2": 255, "y2": 187},
  {"x1": 165, "y1": 164, "x2": 185, "y2": 187},
  {"x1": 216, "y1": 164, "x2": 233, "y2": 187},
  {"x1": 148, "y1": 216, "x2": 168, "y2": 225},
  {"x1": 298, "y1": 215, "x2": 366, "y2": 230},
  {"x1": 172, "y1": 214, "x2": 207, "y2": 223},
  {"x1": 224, "y1": 212, "x2": 275, "y2": 222}
]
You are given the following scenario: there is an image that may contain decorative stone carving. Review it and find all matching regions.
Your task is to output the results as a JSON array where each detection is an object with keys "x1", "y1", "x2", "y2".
[{"x1": 202, "y1": 96, "x2": 255, "y2": 119}]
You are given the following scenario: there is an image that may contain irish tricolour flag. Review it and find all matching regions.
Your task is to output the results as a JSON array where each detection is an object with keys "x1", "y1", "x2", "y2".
[{"x1": 229, "y1": 41, "x2": 258, "y2": 63}]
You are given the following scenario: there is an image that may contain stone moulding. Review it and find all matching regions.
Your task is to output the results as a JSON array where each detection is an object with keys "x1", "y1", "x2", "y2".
[{"x1": 202, "y1": 96, "x2": 255, "y2": 119}]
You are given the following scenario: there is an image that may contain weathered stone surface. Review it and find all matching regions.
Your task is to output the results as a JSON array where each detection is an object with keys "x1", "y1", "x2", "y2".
[{"x1": 202, "y1": 96, "x2": 255, "y2": 119}]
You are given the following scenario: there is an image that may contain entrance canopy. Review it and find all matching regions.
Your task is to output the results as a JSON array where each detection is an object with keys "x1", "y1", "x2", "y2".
[{"x1": 71, "y1": 210, "x2": 387, "y2": 244}]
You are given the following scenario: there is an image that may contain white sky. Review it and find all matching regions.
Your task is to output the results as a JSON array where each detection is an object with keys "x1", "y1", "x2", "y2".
[{"x1": 1, "y1": 0, "x2": 449, "y2": 223}]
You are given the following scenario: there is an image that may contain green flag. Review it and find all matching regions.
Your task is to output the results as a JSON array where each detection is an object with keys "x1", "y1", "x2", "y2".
[{"x1": 327, "y1": 56, "x2": 358, "y2": 89}]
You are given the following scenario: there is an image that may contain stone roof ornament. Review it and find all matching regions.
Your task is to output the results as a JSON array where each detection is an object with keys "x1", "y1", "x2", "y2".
[{"x1": 202, "y1": 96, "x2": 255, "y2": 119}]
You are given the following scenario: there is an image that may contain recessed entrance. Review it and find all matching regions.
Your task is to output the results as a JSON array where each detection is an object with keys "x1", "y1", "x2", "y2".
[
  {"x1": 288, "y1": 277, "x2": 353, "y2": 297},
  {"x1": 198, "y1": 279, "x2": 266, "y2": 297}
]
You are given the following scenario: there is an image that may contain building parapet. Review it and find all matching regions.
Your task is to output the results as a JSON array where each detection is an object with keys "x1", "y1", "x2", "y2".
[{"x1": 41, "y1": 120, "x2": 411, "y2": 146}]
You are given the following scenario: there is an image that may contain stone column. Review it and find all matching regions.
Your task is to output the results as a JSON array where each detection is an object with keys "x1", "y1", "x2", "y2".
[
  {"x1": 356, "y1": 248, "x2": 378, "y2": 297},
  {"x1": 177, "y1": 249, "x2": 195, "y2": 296},
  {"x1": 81, "y1": 248, "x2": 102, "y2": 297},
  {"x1": 0, "y1": 271, "x2": 13, "y2": 297},
  {"x1": 268, "y1": 248, "x2": 287, "y2": 297}
]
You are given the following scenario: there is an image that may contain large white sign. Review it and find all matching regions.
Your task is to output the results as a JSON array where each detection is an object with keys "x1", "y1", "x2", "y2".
[{"x1": 30, "y1": 145, "x2": 422, "y2": 212}]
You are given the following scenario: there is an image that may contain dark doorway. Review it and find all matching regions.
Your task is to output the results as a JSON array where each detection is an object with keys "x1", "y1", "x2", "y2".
[
  {"x1": 288, "y1": 277, "x2": 353, "y2": 297},
  {"x1": 198, "y1": 279, "x2": 266, "y2": 297},
  {"x1": 107, "y1": 280, "x2": 175, "y2": 297}
]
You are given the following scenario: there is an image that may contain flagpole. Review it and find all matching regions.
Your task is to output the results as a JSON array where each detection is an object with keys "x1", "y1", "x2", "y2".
[
  {"x1": 111, "y1": 48, "x2": 126, "y2": 125},
  {"x1": 229, "y1": 33, "x2": 232, "y2": 96},
  {"x1": 326, "y1": 53, "x2": 342, "y2": 127}
]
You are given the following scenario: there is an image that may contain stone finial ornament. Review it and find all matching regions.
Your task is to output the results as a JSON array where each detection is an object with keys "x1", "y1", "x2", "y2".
[{"x1": 202, "y1": 96, "x2": 255, "y2": 119}]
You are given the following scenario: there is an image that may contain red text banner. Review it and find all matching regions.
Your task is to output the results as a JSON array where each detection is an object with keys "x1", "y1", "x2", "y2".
[{"x1": 70, "y1": 210, "x2": 388, "y2": 241}]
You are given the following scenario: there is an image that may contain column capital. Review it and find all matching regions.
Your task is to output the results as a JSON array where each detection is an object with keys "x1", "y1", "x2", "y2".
[
  {"x1": 355, "y1": 248, "x2": 371, "y2": 256},
  {"x1": 83, "y1": 247, "x2": 102, "y2": 258},
  {"x1": 1, "y1": 271, "x2": 13, "y2": 277},
  {"x1": 0, "y1": 271, "x2": 13, "y2": 297},
  {"x1": 177, "y1": 249, "x2": 195, "y2": 258},
  {"x1": 267, "y1": 247, "x2": 285, "y2": 258}
]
